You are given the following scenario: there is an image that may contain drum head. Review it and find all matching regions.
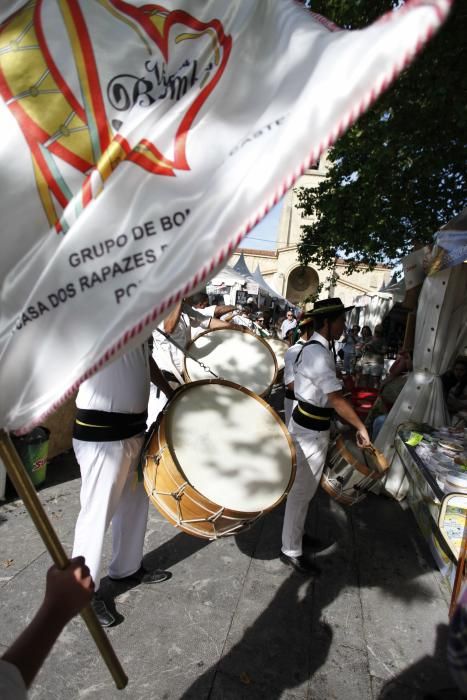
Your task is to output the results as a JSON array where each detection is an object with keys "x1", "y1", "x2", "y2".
[
  {"x1": 184, "y1": 327, "x2": 277, "y2": 396},
  {"x1": 265, "y1": 338, "x2": 289, "y2": 371},
  {"x1": 165, "y1": 381, "x2": 294, "y2": 512}
]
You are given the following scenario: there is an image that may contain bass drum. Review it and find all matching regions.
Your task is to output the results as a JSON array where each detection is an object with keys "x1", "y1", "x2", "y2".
[
  {"x1": 184, "y1": 326, "x2": 277, "y2": 397},
  {"x1": 321, "y1": 436, "x2": 388, "y2": 506},
  {"x1": 143, "y1": 380, "x2": 296, "y2": 539}
]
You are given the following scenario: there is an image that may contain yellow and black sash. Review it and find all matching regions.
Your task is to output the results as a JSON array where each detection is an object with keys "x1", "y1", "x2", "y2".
[
  {"x1": 74, "y1": 409, "x2": 148, "y2": 442},
  {"x1": 292, "y1": 401, "x2": 332, "y2": 431}
]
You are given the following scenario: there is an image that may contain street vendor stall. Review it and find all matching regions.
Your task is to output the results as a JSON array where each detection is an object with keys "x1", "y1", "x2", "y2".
[
  {"x1": 395, "y1": 423, "x2": 467, "y2": 592},
  {"x1": 372, "y1": 210, "x2": 467, "y2": 588},
  {"x1": 375, "y1": 212, "x2": 467, "y2": 501}
]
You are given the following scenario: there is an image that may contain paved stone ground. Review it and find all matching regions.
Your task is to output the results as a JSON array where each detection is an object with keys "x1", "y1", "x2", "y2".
[{"x1": 0, "y1": 396, "x2": 460, "y2": 699}]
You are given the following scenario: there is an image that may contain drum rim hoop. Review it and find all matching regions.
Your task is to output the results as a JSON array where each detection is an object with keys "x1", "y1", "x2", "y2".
[
  {"x1": 154, "y1": 379, "x2": 297, "y2": 515},
  {"x1": 334, "y1": 435, "x2": 374, "y2": 478},
  {"x1": 183, "y1": 326, "x2": 278, "y2": 396}
]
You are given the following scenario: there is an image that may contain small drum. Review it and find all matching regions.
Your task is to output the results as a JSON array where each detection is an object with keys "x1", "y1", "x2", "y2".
[
  {"x1": 265, "y1": 337, "x2": 289, "y2": 372},
  {"x1": 321, "y1": 436, "x2": 388, "y2": 506},
  {"x1": 184, "y1": 327, "x2": 277, "y2": 397},
  {"x1": 143, "y1": 380, "x2": 296, "y2": 539}
]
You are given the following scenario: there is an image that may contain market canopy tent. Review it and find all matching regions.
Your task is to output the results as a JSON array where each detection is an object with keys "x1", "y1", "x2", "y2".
[
  {"x1": 376, "y1": 217, "x2": 467, "y2": 500},
  {"x1": 233, "y1": 253, "x2": 254, "y2": 279},
  {"x1": 251, "y1": 266, "x2": 291, "y2": 308},
  {"x1": 348, "y1": 291, "x2": 396, "y2": 331}
]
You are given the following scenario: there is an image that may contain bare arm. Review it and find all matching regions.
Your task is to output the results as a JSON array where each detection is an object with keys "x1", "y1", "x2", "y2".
[
  {"x1": 327, "y1": 391, "x2": 371, "y2": 446},
  {"x1": 149, "y1": 356, "x2": 175, "y2": 398},
  {"x1": 2, "y1": 558, "x2": 94, "y2": 688},
  {"x1": 210, "y1": 318, "x2": 231, "y2": 330},
  {"x1": 163, "y1": 301, "x2": 183, "y2": 334},
  {"x1": 213, "y1": 304, "x2": 235, "y2": 318}
]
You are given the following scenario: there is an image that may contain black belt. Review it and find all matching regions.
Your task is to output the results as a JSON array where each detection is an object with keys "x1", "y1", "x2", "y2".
[
  {"x1": 74, "y1": 409, "x2": 148, "y2": 442},
  {"x1": 285, "y1": 388, "x2": 295, "y2": 400},
  {"x1": 292, "y1": 401, "x2": 332, "y2": 431}
]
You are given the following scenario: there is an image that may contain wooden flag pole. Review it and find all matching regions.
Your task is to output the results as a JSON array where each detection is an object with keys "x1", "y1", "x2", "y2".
[{"x1": 0, "y1": 429, "x2": 127, "y2": 690}]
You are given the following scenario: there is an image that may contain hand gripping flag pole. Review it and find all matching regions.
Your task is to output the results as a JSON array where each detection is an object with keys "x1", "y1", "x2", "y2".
[{"x1": 0, "y1": 429, "x2": 128, "y2": 690}]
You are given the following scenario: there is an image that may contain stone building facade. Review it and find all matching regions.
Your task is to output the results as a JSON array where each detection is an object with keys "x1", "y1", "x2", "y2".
[{"x1": 229, "y1": 155, "x2": 391, "y2": 307}]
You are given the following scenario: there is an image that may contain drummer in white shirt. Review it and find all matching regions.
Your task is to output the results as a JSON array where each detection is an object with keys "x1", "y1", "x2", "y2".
[
  {"x1": 283, "y1": 312, "x2": 314, "y2": 426},
  {"x1": 188, "y1": 291, "x2": 235, "y2": 338},
  {"x1": 280, "y1": 298, "x2": 371, "y2": 575},
  {"x1": 149, "y1": 300, "x2": 230, "y2": 425},
  {"x1": 72, "y1": 342, "x2": 174, "y2": 627}
]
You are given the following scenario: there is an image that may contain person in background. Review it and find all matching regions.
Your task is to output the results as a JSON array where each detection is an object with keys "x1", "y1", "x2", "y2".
[
  {"x1": 188, "y1": 291, "x2": 235, "y2": 321},
  {"x1": 358, "y1": 324, "x2": 387, "y2": 388},
  {"x1": 356, "y1": 325, "x2": 373, "y2": 358},
  {"x1": 342, "y1": 324, "x2": 361, "y2": 375},
  {"x1": 365, "y1": 349, "x2": 413, "y2": 440},
  {"x1": 0, "y1": 558, "x2": 94, "y2": 699},
  {"x1": 442, "y1": 357, "x2": 467, "y2": 399},
  {"x1": 280, "y1": 310, "x2": 297, "y2": 340},
  {"x1": 254, "y1": 314, "x2": 270, "y2": 337},
  {"x1": 446, "y1": 357, "x2": 467, "y2": 422},
  {"x1": 229, "y1": 305, "x2": 255, "y2": 329}
]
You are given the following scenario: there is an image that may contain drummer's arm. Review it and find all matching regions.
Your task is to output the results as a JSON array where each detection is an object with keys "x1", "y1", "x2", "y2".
[
  {"x1": 213, "y1": 304, "x2": 235, "y2": 318},
  {"x1": 149, "y1": 357, "x2": 175, "y2": 399},
  {"x1": 163, "y1": 301, "x2": 183, "y2": 334},
  {"x1": 209, "y1": 318, "x2": 231, "y2": 330},
  {"x1": 327, "y1": 391, "x2": 370, "y2": 446}
]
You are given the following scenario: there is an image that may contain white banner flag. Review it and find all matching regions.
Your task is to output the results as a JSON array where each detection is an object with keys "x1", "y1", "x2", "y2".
[{"x1": 0, "y1": 0, "x2": 451, "y2": 430}]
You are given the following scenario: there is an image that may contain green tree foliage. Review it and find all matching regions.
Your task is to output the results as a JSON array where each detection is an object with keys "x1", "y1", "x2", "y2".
[{"x1": 297, "y1": 0, "x2": 467, "y2": 273}]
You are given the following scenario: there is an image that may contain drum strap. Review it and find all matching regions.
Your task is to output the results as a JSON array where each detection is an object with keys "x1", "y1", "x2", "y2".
[
  {"x1": 292, "y1": 401, "x2": 332, "y2": 431},
  {"x1": 73, "y1": 409, "x2": 148, "y2": 442},
  {"x1": 294, "y1": 339, "x2": 329, "y2": 370}
]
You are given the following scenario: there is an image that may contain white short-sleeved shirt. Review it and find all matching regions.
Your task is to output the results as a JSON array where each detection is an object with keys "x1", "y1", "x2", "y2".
[
  {"x1": 191, "y1": 305, "x2": 216, "y2": 339},
  {"x1": 0, "y1": 660, "x2": 27, "y2": 699},
  {"x1": 294, "y1": 332, "x2": 342, "y2": 407},
  {"x1": 152, "y1": 304, "x2": 210, "y2": 373},
  {"x1": 283, "y1": 340, "x2": 305, "y2": 386},
  {"x1": 195, "y1": 305, "x2": 216, "y2": 318},
  {"x1": 76, "y1": 343, "x2": 150, "y2": 414}
]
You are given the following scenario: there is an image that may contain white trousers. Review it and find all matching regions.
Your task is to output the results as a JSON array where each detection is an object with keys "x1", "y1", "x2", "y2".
[
  {"x1": 281, "y1": 422, "x2": 330, "y2": 558},
  {"x1": 284, "y1": 397, "x2": 296, "y2": 427},
  {"x1": 72, "y1": 435, "x2": 148, "y2": 590},
  {"x1": 147, "y1": 383, "x2": 169, "y2": 429}
]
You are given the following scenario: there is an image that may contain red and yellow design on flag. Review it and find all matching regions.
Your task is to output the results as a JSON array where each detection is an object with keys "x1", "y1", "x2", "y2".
[
  {"x1": 0, "y1": 0, "x2": 451, "y2": 430},
  {"x1": 0, "y1": 0, "x2": 230, "y2": 232}
]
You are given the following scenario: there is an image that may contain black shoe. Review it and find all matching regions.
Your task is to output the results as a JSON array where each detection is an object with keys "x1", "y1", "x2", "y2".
[
  {"x1": 91, "y1": 595, "x2": 116, "y2": 628},
  {"x1": 279, "y1": 552, "x2": 321, "y2": 576},
  {"x1": 108, "y1": 565, "x2": 171, "y2": 585}
]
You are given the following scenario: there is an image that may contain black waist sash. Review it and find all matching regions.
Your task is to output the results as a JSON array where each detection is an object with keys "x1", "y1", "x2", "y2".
[
  {"x1": 74, "y1": 408, "x2": 148, "y2": 442},
  {"x1": 292, "y1": 401, "x2": 332, "y2": 431},
  {"x1": 285, "y1": 388, "x2": 295, "y2": 400}
]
